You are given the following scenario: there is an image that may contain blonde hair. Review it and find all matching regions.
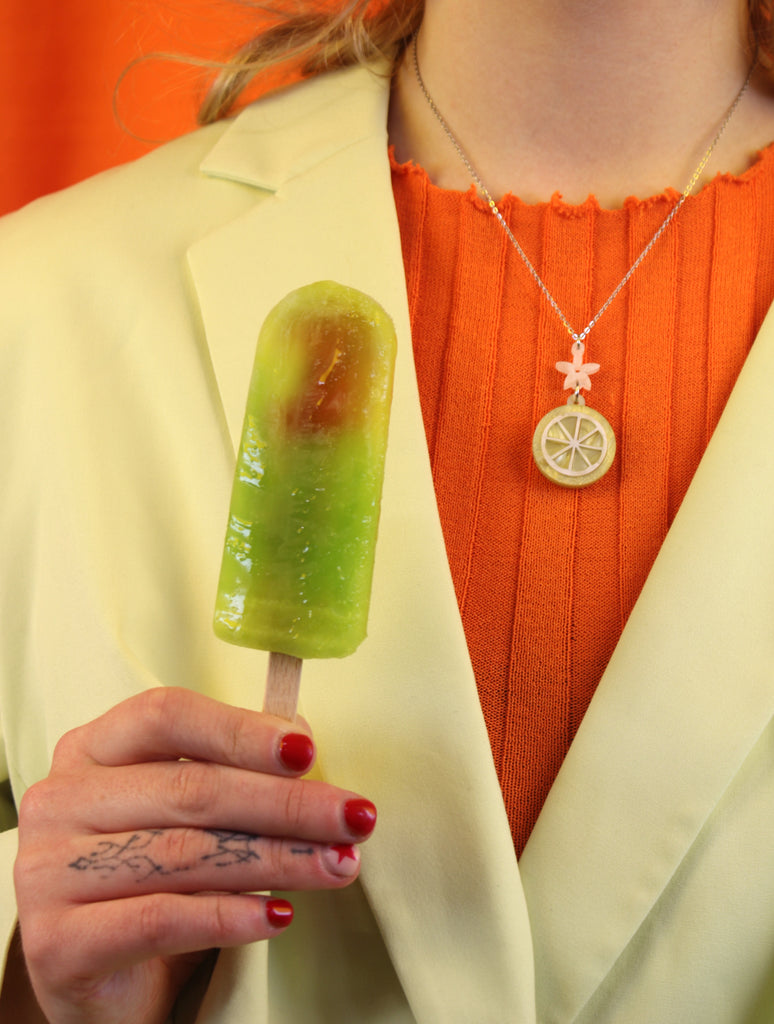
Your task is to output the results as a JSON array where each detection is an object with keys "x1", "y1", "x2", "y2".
[
  {"x1": 198, "y1": 0, "x2": 772, "y2": 125},
  {"x1": 198, "y1": 0, "x2": 423, "y2": 124}
]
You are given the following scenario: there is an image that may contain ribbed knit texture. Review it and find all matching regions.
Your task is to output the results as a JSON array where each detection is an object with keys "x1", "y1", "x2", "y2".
[{"x1": 391, "y1": 144, "x2": 774, "y2": 856}]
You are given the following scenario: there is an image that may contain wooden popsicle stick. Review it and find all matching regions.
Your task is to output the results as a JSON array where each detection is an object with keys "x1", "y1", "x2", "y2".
[{"x1": 263, "y1": 652, "x2": 303, "y2": 721}]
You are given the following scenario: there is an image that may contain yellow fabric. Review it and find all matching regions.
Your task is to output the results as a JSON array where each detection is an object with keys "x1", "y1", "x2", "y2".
[{"x1": 0, "y1": 64, "x2": 773, "y2": 1023}]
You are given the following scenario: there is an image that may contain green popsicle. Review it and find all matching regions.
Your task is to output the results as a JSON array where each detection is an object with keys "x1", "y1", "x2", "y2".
[{"x1": 213, "y1": 282, "x2": 397, "y2": 697}]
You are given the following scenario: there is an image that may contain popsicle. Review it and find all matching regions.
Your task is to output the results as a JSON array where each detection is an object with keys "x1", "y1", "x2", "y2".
[{"x1": 213, "y1": 280, "x2": 397, "y2": 719}]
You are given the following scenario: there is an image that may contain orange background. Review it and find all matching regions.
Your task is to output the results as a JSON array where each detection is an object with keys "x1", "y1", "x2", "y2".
[{"x1": 0, "y1": 0, "x2": 276, "y2": 217}]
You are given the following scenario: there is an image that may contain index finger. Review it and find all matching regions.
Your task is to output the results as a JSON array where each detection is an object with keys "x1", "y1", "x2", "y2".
[{"x1": 53, "y1": 687, "x2": 313, "y2": 775}]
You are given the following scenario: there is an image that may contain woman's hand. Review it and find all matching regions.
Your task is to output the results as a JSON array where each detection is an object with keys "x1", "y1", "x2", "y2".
[{"x1": 11, "y1": 687, "x2": 377, "y2": 1024}]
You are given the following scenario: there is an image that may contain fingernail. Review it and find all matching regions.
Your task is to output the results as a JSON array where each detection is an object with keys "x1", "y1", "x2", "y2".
[
  {"x1": 266, "y1": 898, "x2": 294, "y2": 929},
  {"x1": 278, "y1": 733, "x2": 315, "y2": 773},
  {"x1": 343, "y1": 798, "x2": 377, "y2": 837},
  {"x1": 323, "y1": 843, "x2": 361, "y2": 877}
]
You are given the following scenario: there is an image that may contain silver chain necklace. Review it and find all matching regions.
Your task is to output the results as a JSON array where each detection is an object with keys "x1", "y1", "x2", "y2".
[{"x1": 411, "y1": 36, "x2": 755, "y2": 487}]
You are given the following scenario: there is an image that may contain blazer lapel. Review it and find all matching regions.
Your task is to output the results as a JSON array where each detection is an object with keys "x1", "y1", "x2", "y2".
[
  {"x1": 519, "y1": 307, "x2": 774, "y2": 1021},
  {"x1": 187, "y1": 67, "x2": 537, "y2": 1023}
]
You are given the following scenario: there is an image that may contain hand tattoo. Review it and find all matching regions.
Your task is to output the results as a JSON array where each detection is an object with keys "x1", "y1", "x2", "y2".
[
  {"x1": 201, "y1": 830, "x2": 262, "y2": 867},
  {"x1": 69, "y1": 831, "x2": 183, "y2": 882},
  {"x1": 69, "y1": 829, "x2": 313, "y2": 881}
]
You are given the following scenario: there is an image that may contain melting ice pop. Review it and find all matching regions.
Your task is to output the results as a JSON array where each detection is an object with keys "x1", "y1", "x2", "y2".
[{"x1": 214, "y1": 281, "x2": 397, "y2": 719}]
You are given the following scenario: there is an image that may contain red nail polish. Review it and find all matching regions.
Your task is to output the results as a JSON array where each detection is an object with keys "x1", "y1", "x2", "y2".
[
  {"x1": 344, "y1": 798, "x2": 377, "y2": 837},
  {"x1": 279, "y1": 733, "x2": 314, "y2": 772},
  {"x1": 324, "y1": 844, "x2": 360, "y2": 877},
  {"x1": 266, "y1": 898, "x2": 294, "y2": 929}
]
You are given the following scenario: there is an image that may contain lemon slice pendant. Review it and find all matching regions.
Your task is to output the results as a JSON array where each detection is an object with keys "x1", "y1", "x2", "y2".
[
  {"x1": 532, "y1": 399, "x2": 616, "y2": 487},
  {"x1": 532, "y1": 340, "x2": 616, "y2": 487}
]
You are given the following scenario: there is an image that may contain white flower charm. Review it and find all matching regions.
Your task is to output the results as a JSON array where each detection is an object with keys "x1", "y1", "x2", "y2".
[{"x1": 555, "y1": 341, "x2": 600, "y2": 393}]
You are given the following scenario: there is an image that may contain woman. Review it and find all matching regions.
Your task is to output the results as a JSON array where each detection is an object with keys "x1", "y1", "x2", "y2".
[{"x1": 2, "y1": 0, "x2": 774, "y2": 1020}]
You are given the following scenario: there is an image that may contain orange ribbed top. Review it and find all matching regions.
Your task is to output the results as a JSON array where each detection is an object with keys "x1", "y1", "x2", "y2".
[{"x1": 391, "y1": 144, "x2": 774, "y2": 856}]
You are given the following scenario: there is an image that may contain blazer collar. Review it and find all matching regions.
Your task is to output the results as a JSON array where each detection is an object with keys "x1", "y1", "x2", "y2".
[
  {"x1": 199, "y1": 62, "x2": 392, "y2": 193},
  {"x1": 188, "y1": 66, "x2": 537, "y2": 1023}
]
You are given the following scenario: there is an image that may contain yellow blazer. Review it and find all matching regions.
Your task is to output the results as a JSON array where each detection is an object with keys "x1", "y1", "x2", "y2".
[{"x1": 1, "y1": 63, "x2": 774, "y2": 1023}]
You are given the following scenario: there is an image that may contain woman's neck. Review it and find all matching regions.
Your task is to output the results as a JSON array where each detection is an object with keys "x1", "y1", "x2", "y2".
[{"x1": 389, "y1": 0, "x2": 774, "y2": 207}]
